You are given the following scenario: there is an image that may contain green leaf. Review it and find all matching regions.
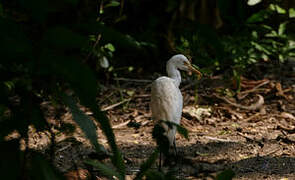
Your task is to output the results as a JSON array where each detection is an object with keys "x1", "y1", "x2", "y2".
[
  {"x1": 265, "y1": 30, "x2": 278, "y2": 37},
  {"x1": 30, "y1": 152, "x2": 65, "y2": 180},
  {"x1": 261, "y1": 53, "x2": 269, "y2": 61},
  {"x1": 270, "y1": 4, "x2": 287, "y2": 14},
  {"x1": 279, "y1": 54, "x2": 284, "y2": 62},
  {"x1": 278, "y1": 22, "x2": 287, "y2": 35},
  {"x1": 289, "y1": 8, "x2": 295, "y2": 18},
  {"x1": 247, "y1": 0, "x2": 262, "y2": 6},
  {"x1": 261, "y1": 25, "x2": 273, "y2": 31},
  {"x1": 105, "y1": 0, "x2": 120, "y2": 8},
  {"x1": 176, "y1": 123, "x2": 189, "y2": 139},
  {"x1": 233, "y1": 69, "x2": 241, "y2": 92},
  {"x1": 216, "y1": 169, "x2": 235, "y2": 180},
  {"x1": 63, "y1": 95, "x2": 103, "y2": 153},
  {"x1": 162, "y1": 121, "x2": 189, "y2": 139},
  {"x1": 269, "y1": 4, "x2": 276, "y2": 11},
  {"x1": 39, "y1": 51, "x2": 125, "y2": 176},
  {"x1": 246, "y1": 10, "x2": 269, "y2": 23},
  {"x1": 47, "y1": 56, "x2": 126, "y2": 176},
  {"x1": 135, "y1": 149, "x2": 159, "y2": 180},
  {"x1": 89, "y1": 35, "x2": 97, "y2": 42},
  {"x1": 39, "y1": 50, "x2": 125, "y2": 177},
  {"x1": 43, "y1": 27, "x2": 88, "y2": 50},
  {"x1": 104, "y1": 43, "x2": 116, "y2": 52},
  {"x1": 275, "y1": 4, "x2": 286, "y2": 14},
  {"x1": 152, "y1": 123, "x2": 170, "y2": 154},
  {"x1": 4, "y1": 81, "x2": 15, "y2": 91},
  {"x1": 85, "y1": 160, "x2": 123, "y2": 180},
  {"x1": 91, "y1": 107, "x2": 126, "y2": 177},
  {"x1": 287, "y1": 47, "x2": 295, "y2": 54},
  {"x1": 251, "y1": 41, "x2": 271, "y2": 55},
  {"x1": 251, "y1": 31, "x2": 258, "y2": 39}
]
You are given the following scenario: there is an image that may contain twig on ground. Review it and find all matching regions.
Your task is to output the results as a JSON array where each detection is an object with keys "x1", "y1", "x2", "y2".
[
  {"x1": 277, "y1": 123, "x2": 295, "y2": 133},
  {"x1": 181, "y1": 118, "x2": 195, "y2": 131},
  {"x1": 275, "y1": 82, "x2": 293, "y2": 101},
  {"x1": 98, "y1": 91, "x2": 115, "y2": 104},
  {"x1": 112, "y1": 120, "x2": 131, "y2": 129},
  {"x1": 215, "y1": 106, "x2": 244, "y2": 119},
  {"x1": 114, "y1": 77, "x2": 152, "y2": 83},
  {"x1": 244, "y1": 112, "x2": 262, "y2": 122},
  {"x1": 56, "y1": 144, "x2": 72, "y2": 153},
  {"x1": 277, "y1": 112, "x2": 295, "y2": 120},
  {"x1": 214, "y1": 94, "x2": 264, "y2": 111},
  {"x1": 203, "y1": 136, "x2": 239, "y2": 143},
  {"x1": 277, "y1": 133, "x2": 295, "y2": 143},
  {"x1": 237, "y1": 80, "x2": 270, "y2": 100},
  {"x1": 237, "y1": 132, "x2": 261, "y2": 144},
  {"x1": 141, "y1": 120, "x2": 150, "y2": 126},
  {"x1": 101, "y1": 98, "x2": 131, "y2": 111},
  {"x1": 133, "y1": 94, "x2": 150, "y2": 98}
]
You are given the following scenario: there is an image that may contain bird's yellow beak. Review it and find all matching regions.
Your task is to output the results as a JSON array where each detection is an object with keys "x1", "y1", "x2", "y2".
[{"x1": 184, "y1": 61, "x2": 202, "y2": 80}]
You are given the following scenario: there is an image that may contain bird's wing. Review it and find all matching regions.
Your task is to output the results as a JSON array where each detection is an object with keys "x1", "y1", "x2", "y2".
[{"x1": 151, "y1": 76, "x2": 183, "y2": 124}]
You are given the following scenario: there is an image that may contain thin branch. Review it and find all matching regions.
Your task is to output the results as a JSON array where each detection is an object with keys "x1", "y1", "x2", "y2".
[
  {"x1": 112, "y1": 120, "x2": 131, "y2": 129},
  {"x1": 84, "y1": 34, "x2": 101, "y2": 63},
  {"x1": 101, "y1": 98, "x2": 131, "y2": 111},
  {"x1": 214, "y1": 94, "x2": 264, "y2": 111},
  {"x1": 203, "y1": 136, "x2": 239, "y2": 143},
  {"x1": 114, "y1": 77, "x2": 152, "y2": 83}
]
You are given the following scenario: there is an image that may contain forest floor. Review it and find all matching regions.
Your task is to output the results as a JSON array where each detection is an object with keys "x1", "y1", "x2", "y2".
[
  {"x1": 28, "y1": 64, "x2": 295, "y2": 180},
  {"x1": 104, "y1": 71, "x2": 295, "y2": 180}
]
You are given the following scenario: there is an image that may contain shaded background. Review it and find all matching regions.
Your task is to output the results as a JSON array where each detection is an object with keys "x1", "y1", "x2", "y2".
[{"x1": 0, "y1": 0, "x2": 295, "y2": 179}]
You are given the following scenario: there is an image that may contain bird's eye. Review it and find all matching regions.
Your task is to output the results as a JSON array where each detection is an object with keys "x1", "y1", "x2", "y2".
[{"x1": 183, "y1": 61, "x2": 190, "y2": 66}]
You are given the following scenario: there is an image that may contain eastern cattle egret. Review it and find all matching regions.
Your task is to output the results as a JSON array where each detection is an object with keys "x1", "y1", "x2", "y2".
[{"x1": 151, "y1": 54, "x2": 202, "y2": 156}]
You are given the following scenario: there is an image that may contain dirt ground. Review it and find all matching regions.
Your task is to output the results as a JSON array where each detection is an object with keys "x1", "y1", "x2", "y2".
[
  {"x1": 105, "y1": 73, "x2": 295, "y2": 180},
  {"x1": 27, "y1": 64, "x2": 295, "y2": 180}
]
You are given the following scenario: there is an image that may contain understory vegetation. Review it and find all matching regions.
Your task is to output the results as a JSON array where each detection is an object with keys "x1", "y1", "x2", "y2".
[{"x1": 0, "y1": 0, "x2": 294, "y2": 179}]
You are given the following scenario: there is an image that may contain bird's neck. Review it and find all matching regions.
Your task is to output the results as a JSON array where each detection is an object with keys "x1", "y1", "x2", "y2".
[{"x1": 167, "y1": 63, "x2": 181, "y2": 87}]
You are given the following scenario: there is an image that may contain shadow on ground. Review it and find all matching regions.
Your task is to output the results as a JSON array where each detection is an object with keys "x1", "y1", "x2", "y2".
[{"x1": 119, "y1": 141, "x2": 295, "y2": 179}]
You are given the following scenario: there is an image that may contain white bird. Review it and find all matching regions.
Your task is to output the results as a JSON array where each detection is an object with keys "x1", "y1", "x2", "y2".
[{"x1": 151, "y1": 54, "x2": 202, "y2": 155}]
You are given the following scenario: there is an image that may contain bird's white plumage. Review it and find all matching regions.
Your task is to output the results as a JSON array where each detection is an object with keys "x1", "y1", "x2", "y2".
[
  {"x1": 151, "y1": 54, "x2": 191, "y2": 147},
  {"x1": 151, "y1": 77, "x2": 183, "y2": 146}
]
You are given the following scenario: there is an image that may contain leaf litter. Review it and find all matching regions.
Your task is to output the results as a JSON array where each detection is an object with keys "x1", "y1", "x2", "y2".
[{"x1": 17, "y1": 64, "x2": 295, "y2": 180}]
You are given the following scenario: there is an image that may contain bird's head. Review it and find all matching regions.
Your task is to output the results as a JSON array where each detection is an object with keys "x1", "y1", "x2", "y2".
[{"x1": 169, "y1": 54, "x2": 202, "y2": 79}]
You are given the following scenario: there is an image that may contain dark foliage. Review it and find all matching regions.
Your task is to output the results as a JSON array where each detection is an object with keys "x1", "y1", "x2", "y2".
[{"x1": 0, "y1": 0, "x2": 294, "y2": 179}]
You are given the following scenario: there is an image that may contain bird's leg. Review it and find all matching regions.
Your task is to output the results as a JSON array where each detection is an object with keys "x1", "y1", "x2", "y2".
[
  {"x1": 158, "y1": 150, "x2": 162, "y2": 171},
  {"x1": 172, "y1": 138, "x2": 179, "y2": 166},
  {"x1": 173, "y1": 138, "x2": 177, "y2": 157}
]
